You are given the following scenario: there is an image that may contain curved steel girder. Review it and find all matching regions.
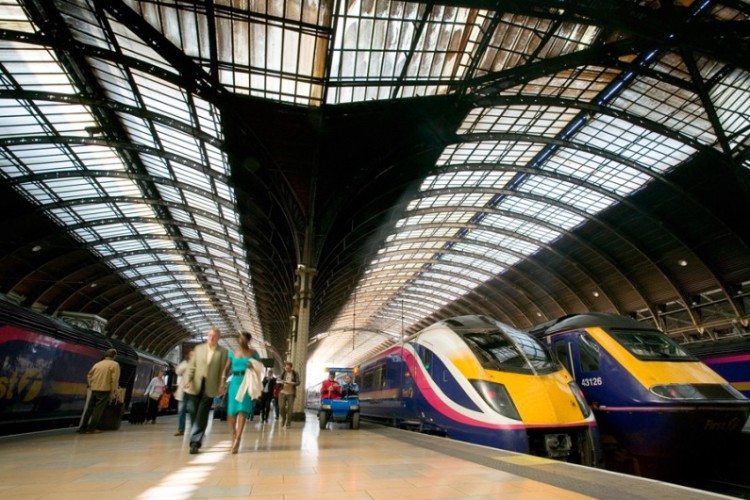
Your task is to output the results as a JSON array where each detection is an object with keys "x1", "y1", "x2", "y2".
[
  {"x1": 362, "y1": 246, "x2": 567, "y2": 320},
  {"x1": 448, "y1": 135, "x2": 741, "y2": 321},
  {"x1": 414, "y1": 183, "x2": 682, "y2": 321},
  {"x1": 128, "y1": 308, "x2": 222, "y2": 348},
  {"x1": 0, "y1": 89, "x2": 221, "y2": 147},
  {"x1": 97, "y1": 286, "x2": 150, "y2": 319},
  {"x1": 16, "y1": 254, "x2": 106, "y2": 310},
  {"x1": 472, "y1": 95, "x2": 721, "y2": 156},
  {"x1": 114, "y1": 306, "x2": 180, "y2": 343},
  {"x1": 126, "y1": 306, "x2": 204, "y2": 347},
  {"x1": 680, "y1": 48, "x2": 734, "y2": 157},
  {"x1": 390, "y1": 269, "x2": 533, "y2": 324},
  {"x1": 443, "y1": 166, "x2": 746, "y2": 323},
  {"x1": 0, "y1": 135, "x2": 227, "y2": 182},
  {"x1": 470, "y1": 18, "x2": 750, "y2": 97},
  {"x1": 98, "y1": 0, "x2": 309, "y2": 255},
  {"x1": 407, "y1": 194, "x2": 650, "y2": 315},
  {"x1": 9, "y1": 170, "x2": 237, "y2": 216},
  {"x1": 77, "y1": 232, "x2": 245, "y2": 267},
  {"x1": 131, "y1": 318, "x2": 185, "y2": 352},
  {"x1": 402, "y1": 204, "x2": 628, "y2": 309},
  {"x1": 342, "y1": 266, "x2": 526, "y2": 325},
  {"x1": 385, "y1": 220, "x2": 605, "y2": 302}
]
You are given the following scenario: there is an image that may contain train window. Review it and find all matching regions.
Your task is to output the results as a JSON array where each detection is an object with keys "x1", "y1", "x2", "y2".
[
  {"x1": 421, "y1": 349, "x2": 433, "y2": 373},
  {"x1": 611, "y1": 329, "x2": 698, "y2": 361},
  {"x1": 362, "y1": 370, "x2": 374, "y2": 390},
  {"x1": 375, "y1": 366, "x2": 386, "y2": 389},
  {"x1": 578, "y1": 334, "x2": 600, "y2": 372},
  {"x1": 463, "y1": 328, "x2": 558, "y2": 375},
  {"x1": 555, "y1": 342, "x2": 573, "y2": 374}
]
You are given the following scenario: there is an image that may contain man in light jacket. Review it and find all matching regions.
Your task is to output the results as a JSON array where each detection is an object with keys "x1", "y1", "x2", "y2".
[
  {"x1": 78, "y1": 348, "x2": 120, "y2": 434},
  {"x1": 183, "y1": 327, "x2": 229, "y2": 454}
]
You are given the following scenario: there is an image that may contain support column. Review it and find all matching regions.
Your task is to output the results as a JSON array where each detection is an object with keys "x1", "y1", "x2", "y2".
[{"x1": 291, "y1": 264, "x2": 315, "y2": 421}]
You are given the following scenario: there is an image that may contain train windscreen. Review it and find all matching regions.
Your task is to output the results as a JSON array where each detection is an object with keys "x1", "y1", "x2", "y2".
[
  {"x1": 463, "y1": 327, "x2": 559, "y2": 375},
  {"x1": 610, "y1": 329, "x2": 698, "y2": 361}
]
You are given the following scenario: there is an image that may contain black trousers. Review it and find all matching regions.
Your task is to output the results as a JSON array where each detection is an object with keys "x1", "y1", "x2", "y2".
[
  {"x1": 146, "y1": 397, "x2": 159, "y2": 421},
  {"x1": 80, "y1": 390, "x2": 109, "y2": 431},
  {"x1": 259, "y1": 393, "x2": 272, "y2": 420},
  {"x1": 188, "y1": 385, "x2": 213, "y2": 448}
]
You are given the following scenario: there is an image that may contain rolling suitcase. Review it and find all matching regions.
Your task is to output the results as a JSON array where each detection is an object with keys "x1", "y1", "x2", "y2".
[{"x1": 129, "y1": 401, "x2": 147, "y2": 424}]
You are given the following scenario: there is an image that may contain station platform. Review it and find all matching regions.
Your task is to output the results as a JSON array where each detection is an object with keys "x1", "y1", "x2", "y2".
[{"x1": 0, "y1": 411, "x2": 735, "y2": 499}]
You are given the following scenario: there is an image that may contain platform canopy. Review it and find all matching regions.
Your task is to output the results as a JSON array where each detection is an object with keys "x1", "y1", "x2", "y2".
[{"x1": 0, "y1": 1, "x2": 748, "y2": 370}]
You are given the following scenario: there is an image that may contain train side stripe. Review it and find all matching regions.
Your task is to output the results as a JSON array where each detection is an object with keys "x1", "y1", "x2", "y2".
[
  {"x1": 1, "y1": 326, "x2": 101, "y2": 356},
  {"x1": 702, "y1": 353, "x2": 750, "y2": 364}
]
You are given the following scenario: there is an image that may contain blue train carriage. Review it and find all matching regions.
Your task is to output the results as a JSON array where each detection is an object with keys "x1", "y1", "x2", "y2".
[
  {"x1": 683, "y1": 335, "x2": 750, "y2": 399},
  {"x1": 0, "y1": 298, "x2": 140, "y2": 433},
  {"x1": 530, "y1": 312, "x2": 750, "y2": 477},
  {"x1": 356, "y1": 315, "x2": 601, "y2": 466}
]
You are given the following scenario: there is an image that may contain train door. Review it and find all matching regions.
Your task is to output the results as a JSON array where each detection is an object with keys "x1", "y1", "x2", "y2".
[
  {"x1": 550, "y1": 332, "x2": 603, "y2": 387},
  {"x1": 413, "y1": 340, "x2": 440, "y2": 425},
  {"x1": 553, "y1": 339, "x2": 575, "y2": 377}
]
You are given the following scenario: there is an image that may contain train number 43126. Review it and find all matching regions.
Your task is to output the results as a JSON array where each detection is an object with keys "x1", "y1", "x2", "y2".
[{"x1": 580, "y1": 377, "x2": 603, "y2": 387}]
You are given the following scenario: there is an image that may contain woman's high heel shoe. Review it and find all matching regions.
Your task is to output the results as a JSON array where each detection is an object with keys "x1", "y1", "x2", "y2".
[{"x1": 231, "y1": 439, "x2": 239, "y2": 454}]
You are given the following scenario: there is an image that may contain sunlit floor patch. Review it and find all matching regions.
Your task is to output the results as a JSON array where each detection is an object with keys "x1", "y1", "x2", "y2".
[{"x1": 135, "y1": 440, "x2": 232, "y2": 500}]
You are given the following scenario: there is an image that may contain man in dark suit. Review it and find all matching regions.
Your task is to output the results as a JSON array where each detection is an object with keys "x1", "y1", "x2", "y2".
[
  {"x1": 183, "y1": 326, "x2": 229, "y2": 454},
  {"x1": 259, "y1": 369, "x2": 276, "y2": 422}
]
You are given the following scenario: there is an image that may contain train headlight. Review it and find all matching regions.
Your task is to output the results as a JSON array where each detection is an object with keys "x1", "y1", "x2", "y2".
[
  {"x1": 650, "y1": 383, "x2": 745, "y2": 400},
  {"x1": 568, "y1": 382, "x2": 592, "y2": 418},
  {"x1": 470, "y1": 380, "x2": 521, "y2": 420}
]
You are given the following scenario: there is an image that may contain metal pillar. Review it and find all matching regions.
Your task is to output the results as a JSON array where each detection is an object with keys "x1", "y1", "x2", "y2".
[{"x1": 291, "y1": 264, "x2": 315, "y2": 421}]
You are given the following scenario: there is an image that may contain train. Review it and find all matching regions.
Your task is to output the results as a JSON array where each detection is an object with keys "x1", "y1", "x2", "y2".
[
  {"x1": 684, "y1": 335, "x2": 750, "y2": 399},
  {"x1": 0, "y1": 297, "x2": 171, "y2": 435},
  {"x1": 528, "y1": 312, "x2": 750, "y2": 478},
  {"x1": 351, "y1": 315, "x2": 601, "y2": 466}
]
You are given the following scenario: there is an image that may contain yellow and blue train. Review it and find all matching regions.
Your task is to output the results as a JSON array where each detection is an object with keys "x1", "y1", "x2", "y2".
[
  {"x1": 530, "y1": 312, "x2": 750, "y2": 477},
  {"x1": 355, "y1": 315, "x2": 601, "y2": 465}
]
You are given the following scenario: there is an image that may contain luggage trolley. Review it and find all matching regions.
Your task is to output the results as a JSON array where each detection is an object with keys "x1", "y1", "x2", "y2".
[{"x1": 319, "y1": 368, "x2": 360, "y2": 430}]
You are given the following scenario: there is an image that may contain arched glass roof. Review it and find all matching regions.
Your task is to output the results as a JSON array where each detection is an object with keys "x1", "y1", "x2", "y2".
[{"x1": 1, "y1": 1, "x2": 748, "y2": 367}]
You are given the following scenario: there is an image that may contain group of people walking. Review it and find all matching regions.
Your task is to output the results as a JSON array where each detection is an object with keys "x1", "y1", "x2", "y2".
[
  {"x1": 78, "y1": 326, "x2": 301, "y2": 456},
  {"x1": 180, "y1": 327, "x2": 300, "y2": 454}
]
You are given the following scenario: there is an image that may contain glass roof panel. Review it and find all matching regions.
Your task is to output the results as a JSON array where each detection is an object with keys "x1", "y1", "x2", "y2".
[
  {"x1": 421, "y1": 170, "x2": 516, "y2": 190},
  {"x1": 708, "y1": 66, "x2": 750, "y2": 152},
  {"x1": 476, "y1": 13, "x2": 599, "y2": 76},
  {"x1": 611, "y1": 76, "x2": 715, "y2": 146},
  {"x1": 0, "y1": 41, "x2": 75, "y2": 93},
  {"x1": 507, "y1": 65, "x2": 621, "y2": 101},
  {"x1": 541, "y1": 149, "x2": 651, "y2": 197},
  {"x1": 480, "y1": 213, "x2": 561, "y2": 243},
  {"x1": 0, "y1": 1, "x2": 34, "y2": 32},
  {"x1": 437, "y1": 140, "x2": 545, "y2": 166},
  {"x1": 0, "y1": 2, "x2": 261, "y2": 343},
  {"x1": 466, "y1": 230, "x2": 533, "y2": 260},
  {"x1": 495, "y1": 196, "x2": 584, "y2": 229},
  {"x1": 517, "y1": 175, "x2": 615, "y2": 214},
  {"x1": 459, "y1": 105, "x2": 579, "y2": 136},
  {"x1": 409, "y1": 192, "x2": 493, "y2": 211},
  {"x1": 576, "y1": 116, "x2": 696, "y2": 174}
]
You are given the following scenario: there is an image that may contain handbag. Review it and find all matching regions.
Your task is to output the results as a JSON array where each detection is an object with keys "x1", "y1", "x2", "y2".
[{"x1": 148, "y1": 391, "x2": 160, "y2": 400}]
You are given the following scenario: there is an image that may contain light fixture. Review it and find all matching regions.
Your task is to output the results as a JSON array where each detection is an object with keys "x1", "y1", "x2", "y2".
[
  {"x1": 90, "y1": 283, "x2": 98, "y2": 288},
  {"x1": 31, "y1": 245, "x2": 42, "y2": 252},
  {"x1": 536, "y1": 312, "x2": 542, "y2": 317},
  {"x1": 592, "y1": 291, "x2": 600, "y2": 297},
  {"x1": 677, "y1": 259, "x2": 688, "y2": 267}
]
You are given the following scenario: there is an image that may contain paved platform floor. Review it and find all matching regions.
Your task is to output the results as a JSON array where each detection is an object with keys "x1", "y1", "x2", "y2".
[{"x1": 0, "y1": 411, "x2": 733, "y2": 499}]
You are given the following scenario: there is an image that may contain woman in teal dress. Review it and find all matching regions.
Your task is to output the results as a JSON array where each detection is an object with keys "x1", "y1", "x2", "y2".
[{"x1": 224, "y1": 331, "x2": 260, "y2": 453}]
